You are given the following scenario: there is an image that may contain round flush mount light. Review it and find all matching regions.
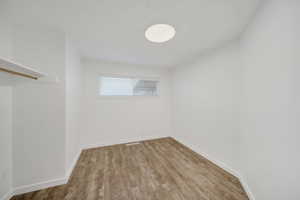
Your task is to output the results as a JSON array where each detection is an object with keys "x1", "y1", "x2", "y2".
[{"x1": 145, "y1": 24, "x2": 176, "y2": 43}]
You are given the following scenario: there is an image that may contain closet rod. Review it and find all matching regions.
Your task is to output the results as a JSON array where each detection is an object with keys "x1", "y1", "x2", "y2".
[{"x1": 0, "y1": 67, "x2": 38, "y2": 80}]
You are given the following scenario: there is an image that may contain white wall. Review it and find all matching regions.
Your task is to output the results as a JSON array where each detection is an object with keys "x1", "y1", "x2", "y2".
[
  {"x1": 0, "y1": 0, "x2": 12, "y2": 60},
  {"x1": 12, "y1": 26, "x2": 66, "y2": 188},
  {"x1": 0, "y1": 87, "x2": 13, "y2": 199},
  {"x1": 171, "y1": 43, "x2": 242, "y2": 170},
  {"x1": 0, "y1": 1, "x2": 13, "y2": 198},
  {"x1": 65, "y1": 39, "x2": 82, "y2": 172},
  {"x1": 2, "y1": 1, "x2": 299, "y2": 199},
  {"x1": 82, "y1": 60, "x2": 172, "y2": 148},
  {"x1": 172, "y1": 1, "x2": 300, "y2": 199},
  {"x1": 239, "y1": 1, "x2": 300, "y2": 199}
]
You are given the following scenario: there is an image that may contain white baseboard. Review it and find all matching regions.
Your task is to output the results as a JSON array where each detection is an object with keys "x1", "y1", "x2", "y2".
[
  {"x1": 66, "y1": 150, "x2": 82, "y2": 180},
  {"x1": 8, "y1": 137, "x2": 255, "y2": 200},
  {"x1": 172, "y1": 136, "x2": 256, "y2": 200},
  {"x1": 12, "y1": 150, "x2": 83, "y2": 197},
  {"x1": 238, "y1": 175, "x2": 256, "y2": 200},
  {"x1": 81, "y1": 136, "x2": 169, "y2": 150},
  {"x1": 11, "y1": 137, "x2": 160, "y2": 197},
  {"x1": 13, "y1": 177, "x2": 68, "y2": 196},
  {"x1": 1, "y1": 190, "x2": 13, "y2": 200}
]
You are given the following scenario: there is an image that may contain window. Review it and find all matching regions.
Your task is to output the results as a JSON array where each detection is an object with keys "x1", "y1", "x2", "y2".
[{"x1": 99, "y1": 76, "x2": 158, "y2": 96}]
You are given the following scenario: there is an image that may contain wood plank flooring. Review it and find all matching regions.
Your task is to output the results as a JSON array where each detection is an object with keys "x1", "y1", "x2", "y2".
[{"x1": 11, "y1": 137, "x2": 249, "y2": 200}]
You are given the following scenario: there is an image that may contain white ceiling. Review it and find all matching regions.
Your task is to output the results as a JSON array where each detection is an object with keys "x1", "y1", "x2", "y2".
[{"x1": 8, "y1": 0, "x2": 260, "y2": 67}]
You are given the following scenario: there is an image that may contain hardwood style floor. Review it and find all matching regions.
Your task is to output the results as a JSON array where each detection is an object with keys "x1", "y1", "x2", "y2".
[{"x1": 11, "y1": 137, "x2": 249, "y2": 200}]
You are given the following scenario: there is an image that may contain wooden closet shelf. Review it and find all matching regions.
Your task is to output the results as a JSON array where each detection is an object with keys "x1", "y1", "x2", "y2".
[{"x1": 0, "y1": 57, "x2": 46, "y2": 81}]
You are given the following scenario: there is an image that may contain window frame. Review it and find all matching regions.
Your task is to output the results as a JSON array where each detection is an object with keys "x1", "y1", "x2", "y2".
[{"x1": 97, "y1": 74, "x2": 160, "y2": 99}]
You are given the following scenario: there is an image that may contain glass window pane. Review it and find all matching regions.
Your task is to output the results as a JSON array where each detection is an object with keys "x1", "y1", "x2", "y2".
[
  {"x1": 133, "y1": 80, "x2": 158, "y2": 96},
  {"x1": 99, "y1": 76, "x2": 158, "y2": 96}
]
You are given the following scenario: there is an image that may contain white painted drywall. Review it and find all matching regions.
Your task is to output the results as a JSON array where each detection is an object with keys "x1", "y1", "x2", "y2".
[
  {"x1": 0, "y1": 1, "x2": 13, "y2": 198},
  {"x1": 82, "y1": 60, "x2": 172, "y2": 148},
  {"x1": 65, "y1": 38, "x2": 82, "y2": 172},
  {"x1": 0, "y1": 87, "x2": 13, "y2": 199},
  {"x1": 171, "y1": 43, "x2": 242, "y2": 170},
  {"x1": 239, "y1": 0, "x2": 300, "y2": 199},
  {"x1": 172, "y1": 1, "x2": 300, "y2": 199},
  {"x1": 2, "y1": 1, "x2": 299, "y2": 199},
  {"x1": 0, "y1": 4, "x2": 12, "y2": 60},
  {"x1": 12, "y1": 26, "x2": 66, "y2": 188}
]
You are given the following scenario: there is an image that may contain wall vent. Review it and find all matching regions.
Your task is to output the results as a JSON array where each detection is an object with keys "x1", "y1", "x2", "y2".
[{"x1": 126, "y1": 142, "x2": 141, "y2": 146}]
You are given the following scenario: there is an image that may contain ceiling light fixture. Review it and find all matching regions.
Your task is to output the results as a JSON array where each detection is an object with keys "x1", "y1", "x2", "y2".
[{"x1": 145, "y1": 24, "x2": 176, "y2": 43}]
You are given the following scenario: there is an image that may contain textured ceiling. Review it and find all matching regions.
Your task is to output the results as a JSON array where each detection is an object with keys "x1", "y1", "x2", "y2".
[{"x1": 8, "y1": 0, "x2": 260, "y2": 67}]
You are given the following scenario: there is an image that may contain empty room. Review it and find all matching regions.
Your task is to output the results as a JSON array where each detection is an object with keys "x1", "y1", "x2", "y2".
[{"x1": 1, "y1": 0, "x2": 300, "y2": 199}]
